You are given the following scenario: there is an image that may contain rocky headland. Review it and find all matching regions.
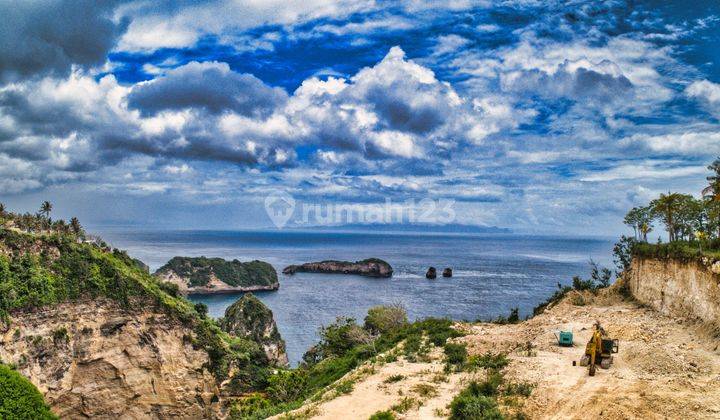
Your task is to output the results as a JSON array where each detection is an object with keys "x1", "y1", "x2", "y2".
[
  {"x1": 154, "y1": 256, "x2": 279, "y2": 295},
  {"x1": 282, "y1": 258, "x2": 393, "y2": 277},
  {"x1": 0, "y1": 222, "x2": 286, "y2": 418}
]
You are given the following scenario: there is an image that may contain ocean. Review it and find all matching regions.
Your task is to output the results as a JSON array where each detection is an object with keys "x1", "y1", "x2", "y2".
[{"x1": 97, "y1": 229, "x2": 615, "y2": 366}]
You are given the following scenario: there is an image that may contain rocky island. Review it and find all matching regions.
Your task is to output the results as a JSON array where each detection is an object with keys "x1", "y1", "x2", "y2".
[
  {"x1": 220, "y1": 293, "x2": 289, "y2": 367},
  {"x1": 154, "y1": 256, "x2": 279, "y2": 295},
  {"x1": 282, "y1": 258, "x2": 393, "y2": 277}
]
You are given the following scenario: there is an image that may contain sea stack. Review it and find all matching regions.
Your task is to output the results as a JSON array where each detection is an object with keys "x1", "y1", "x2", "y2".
[
  {"x1": 426, "y1": 267, "x2": 437, "y2": 279},
  {"x1": 443, "y1": 268, "x2": 452, "y2": 278}
]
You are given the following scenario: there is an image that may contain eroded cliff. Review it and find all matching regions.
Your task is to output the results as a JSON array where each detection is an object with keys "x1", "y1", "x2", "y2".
[
  {"x1": 1, "y1": 299, "x2": 220, "y2": 418},
  {"x1": 629, "y1": 257, "x2": 720, "y2": 331}
]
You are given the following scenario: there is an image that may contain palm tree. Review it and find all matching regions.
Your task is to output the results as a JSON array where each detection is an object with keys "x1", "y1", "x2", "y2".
[
  {"x1": 702, "y1": 157, "x2": 720, "y2": 201},
  {"x1": 70, "y1": 217, "x2": 83, "y2": 237},
  {"x1": 40, "y1": 201, "x2": 52, "y2": 219},
  {"x1": 0, "y1": 202, "x2": 5, "y2": 215}
]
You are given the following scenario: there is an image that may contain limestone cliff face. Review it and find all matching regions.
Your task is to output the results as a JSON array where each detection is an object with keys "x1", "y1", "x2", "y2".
[
  {"x1": 0, "y1": 299, "x2": 221, "y2": 419},
  {"x1": 629, "y1": 257, "x2": 720, "y2": 331},
  {"x1": 220, "y1": 294, "x2": 289, "y2": 367}
]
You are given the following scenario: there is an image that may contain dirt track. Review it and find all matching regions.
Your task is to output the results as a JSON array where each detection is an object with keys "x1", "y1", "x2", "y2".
[{"x1": 280, "y1": 288, "x2": 720, "y2": 419}]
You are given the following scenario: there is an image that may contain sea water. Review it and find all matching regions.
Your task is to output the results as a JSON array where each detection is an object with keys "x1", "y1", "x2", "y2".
[{"x1": 98, "y1": 229, "x2": 615, "y2": 366}]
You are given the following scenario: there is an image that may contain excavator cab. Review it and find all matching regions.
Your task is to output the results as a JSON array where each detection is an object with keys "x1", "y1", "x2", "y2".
[{"x1": 578, "y1": 322, "x2": 618, "y2": 376}]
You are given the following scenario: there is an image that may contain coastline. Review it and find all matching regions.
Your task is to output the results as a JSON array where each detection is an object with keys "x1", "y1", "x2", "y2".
[{"x1": 185, "y1": 283, "x2": 279, "y2": 296}]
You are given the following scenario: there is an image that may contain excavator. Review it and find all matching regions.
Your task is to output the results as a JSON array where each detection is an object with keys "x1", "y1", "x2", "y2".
[{"x1": 578, "y1": 322, "x2": 619, "y2": 376}]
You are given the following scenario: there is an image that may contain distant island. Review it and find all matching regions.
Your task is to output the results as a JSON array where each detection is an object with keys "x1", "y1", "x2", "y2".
[
  {"x1": 154, "y1": 256, "x2": 279, "y2": 295},
  {"x1": 283, "y1": 258, "x2": 393, "y2": 278},
  {"x1": 287, "y1": 223, "x2": 511, "y2": 234}
]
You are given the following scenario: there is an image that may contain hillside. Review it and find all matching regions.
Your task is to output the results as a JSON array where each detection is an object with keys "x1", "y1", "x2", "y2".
[
  {"x1": 155, "y1": 256, "x2": 279, "y2": 294},
  {"x1": 0, "y1": 226, "x2": 277, "y2": 417}
]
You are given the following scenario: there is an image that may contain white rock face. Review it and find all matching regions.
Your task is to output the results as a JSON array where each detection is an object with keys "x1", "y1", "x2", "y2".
[
  {"x1": 0, "y1": 299, "x2": 222, "y2": 419},
  {"x1": 629, "y1": 258, "x2": 720, "y2": 330}
]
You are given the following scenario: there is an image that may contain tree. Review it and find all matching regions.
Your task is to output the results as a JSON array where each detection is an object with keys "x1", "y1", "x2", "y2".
[
  {"x1": 703, "y1": 158, "x2": 720, "y2": 238},
  {"x1": 69, "y1": 217, "x2": 83, "y2": 237},
  {"x1": 39, "y1": 201, "x2": 52, "y2": 220},
  {"x1": 650, "y1": 193, "x2": 690, "y2": 242},
  {"x1": 623, "y1": 206, "x2": 653, "y2": 241},
  {"x1": 0, "y1": 202, "x2": 5, "y2": 216},
  {"x1": 703, "y1": 157, "x2": 720, "y2": 201}
]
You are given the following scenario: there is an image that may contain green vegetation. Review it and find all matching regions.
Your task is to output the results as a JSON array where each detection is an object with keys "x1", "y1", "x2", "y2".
[
  {"x1": 0, "y1": 364, "x2": 57, "y2": 419},
  {"x1": 617, "y1": 156, "x2": 720, "y2": 264},
  {"x1": 384, "y1": 374, "x2": 404, "y2": 383},
  {"x1": 369, "y1": 410, "x2": 396, "y2": 420},
  {"x1": 230, "y1": 306, "x2": 465, "y2": 419},
  {"x1": 0, "y1": 206, "x2": 271, "y2": 392},
  {"x1": 364, "y1": 304, "x2": 408, "y2": 334},
  {"x1": 448, "y1": 355, "x2": 531, "y2": 420},
  {"x1": 531, "y1": 260, "x2": 614, "y2": 316},
  {"x1": 156, "y1": 256, "x2": 278, "y2": 288}
]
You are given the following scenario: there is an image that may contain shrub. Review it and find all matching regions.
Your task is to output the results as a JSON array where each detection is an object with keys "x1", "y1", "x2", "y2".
[
  {"x1": 466, "y1": 353, "x2": 509, "y2": 371},
  {"x1": 504, "y1": 381, "x2": 534, "y2": 397},
  {"x1": 449, "y1": 394, "x2": 502, "y2": 420},
  {"x1": 444, "y1": 342, "x2": 468, "y2": 367},
  {"x1": 369, "y1": 410, "x2": 396, "y2": 420},
  {"x1": 0, "y1": 364, "x2": 57, "y2": 419},
  {"x1": 267, "y1": 370, "x2": 308, "y2": 403},
  {"x1": 449, "y1": 374, "x2": 505, "y2": 420},
  {"x1": 364, "y1": 304, "x2": 408, "y2": 334},
  {"x1": 194, "y1": 302, "x2": 209, "y2": 318},
  {"x1": 157, "y1": 281, "x2": 181, "y2": 297},
  {"x1": 304, "y1": 317, "x2": 372, "y2": 362}
]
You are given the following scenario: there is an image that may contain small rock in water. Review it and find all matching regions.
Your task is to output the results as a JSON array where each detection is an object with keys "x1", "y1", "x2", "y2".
[
  {"x1": 442, "y1": 267, "x2": 452, "y2": 277},
  {"x1": 426, "y1": 267, "x2": 437, "y2": 279}
]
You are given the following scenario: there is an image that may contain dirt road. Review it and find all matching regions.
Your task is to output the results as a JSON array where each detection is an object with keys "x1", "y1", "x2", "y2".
[{"x1": 280, "y1": 288, "x2": 720, "y2": 419}]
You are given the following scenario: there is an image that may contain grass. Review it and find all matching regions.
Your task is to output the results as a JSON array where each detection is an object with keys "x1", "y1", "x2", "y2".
[
  {"x1": 411, "y1": 383, "x2": 438, "y2": 398},
  {"x1": 384, "y1": 374, "x2": 405, "y2": 383}
]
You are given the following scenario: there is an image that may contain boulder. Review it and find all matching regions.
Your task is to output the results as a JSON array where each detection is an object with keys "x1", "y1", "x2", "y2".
[
  {"x1": 442, "y1": 268, "x2": 453, "y2": 278},
  {"x1": 426, "y1": 267, "x2": 437, "y2": 279}
]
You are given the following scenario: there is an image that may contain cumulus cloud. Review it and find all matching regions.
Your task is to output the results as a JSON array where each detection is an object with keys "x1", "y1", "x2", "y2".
[
  {"x1": 127, "y1": 61, "x2": 288, "y2": 117},
  {"x1": 0, "y1": 0, "x2": 128, "y2": 82},
  {"x1": 1, "y1": 47, "x2": 512, "y2": 193},
  {"x1": 686, "y1": 80, "x2": 720, "y2": 116}
]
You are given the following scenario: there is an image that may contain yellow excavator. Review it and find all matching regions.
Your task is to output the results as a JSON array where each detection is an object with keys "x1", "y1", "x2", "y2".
[{"x1": 578, "y1": 322, "x2": 619, "y2": 376}]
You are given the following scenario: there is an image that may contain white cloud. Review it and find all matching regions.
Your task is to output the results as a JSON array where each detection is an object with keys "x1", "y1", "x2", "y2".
[{"x1": 432, "y1": 34, "x2": 471, "y2": 56}]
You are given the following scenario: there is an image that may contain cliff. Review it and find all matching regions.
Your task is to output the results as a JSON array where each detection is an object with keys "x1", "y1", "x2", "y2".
[
  {"x1": 1, "y1": 300, "x2": 220, "y2": 418},
  {"x1": 282, "y1": 258, "x2": 393, "y2": 278},
  {"x1": 154, "y1": 256, "x2": 279, "y2": 295},
  {"x1": 628, "y1": 256, "x2": 720, "y2": 331},
  {"x1": 220, "y1": 294, "x2": 289, "y2": 367},
  {"x1": 0, "y1": 227, "x2": 277, "y2": 418}
]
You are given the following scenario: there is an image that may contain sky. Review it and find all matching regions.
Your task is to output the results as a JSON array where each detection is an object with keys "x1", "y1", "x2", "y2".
[{"x1": 1, "y1": 0, "x2": 719, "y2": 234}]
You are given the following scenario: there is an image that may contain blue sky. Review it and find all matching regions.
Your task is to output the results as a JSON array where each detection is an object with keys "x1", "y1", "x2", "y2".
[{"x1": 1, "y1": 0, "x2": 719, "y2": 234}]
